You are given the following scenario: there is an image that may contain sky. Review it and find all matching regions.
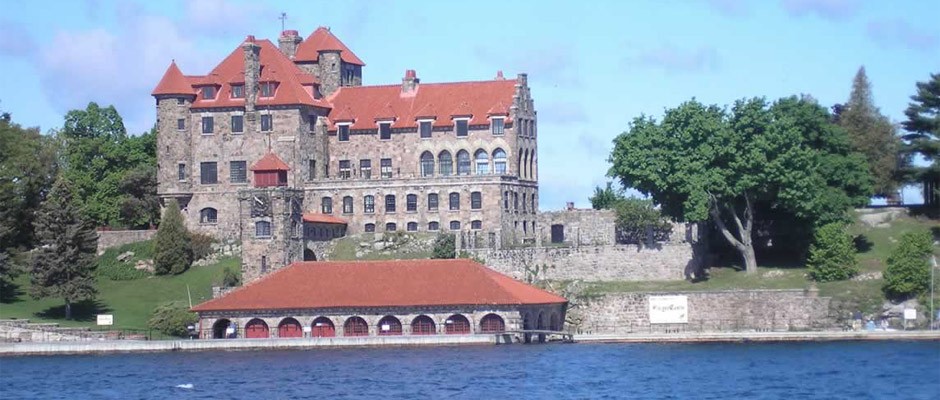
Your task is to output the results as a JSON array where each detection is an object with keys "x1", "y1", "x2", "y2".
[{"x1": 1, "y1": 0, "x2": 937, "y2": 209}]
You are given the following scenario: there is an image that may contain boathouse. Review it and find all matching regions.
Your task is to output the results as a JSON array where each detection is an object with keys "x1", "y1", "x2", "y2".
[{"x1": 191, "y1": 259, "x2": 567, "y2": 340}]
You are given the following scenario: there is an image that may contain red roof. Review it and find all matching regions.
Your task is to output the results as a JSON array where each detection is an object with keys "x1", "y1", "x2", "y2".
[
  {"x1": 302, "y1": 213, "x2": 348, "y2": 225},
  {"x1": 327, "y1": 79, "x2": 516, "y2": 130},
  {"x1": 250, "y1": 153, "x2": 290, "y2": 171},
  {"x1": 191, "y1": 259, "x2": 567, "y2": 312},
  {"x1": 295, "y1": 27, "x2": 365, "y2": 66},
  {"x1": 152, "y1": 61, "x2": 195, "y2": 96}
]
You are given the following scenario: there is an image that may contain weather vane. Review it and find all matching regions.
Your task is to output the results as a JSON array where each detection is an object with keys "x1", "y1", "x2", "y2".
[{"x1": 279, "y1": 12, "x2": 287, "y2": 32}]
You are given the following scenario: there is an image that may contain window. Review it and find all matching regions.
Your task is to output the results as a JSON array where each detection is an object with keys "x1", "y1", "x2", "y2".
[
  {"x1": 449, "y1": 192, "x2": 460, "y2": 211},
  {"x1": 177, "y1": 98, "x2": 185, "y2": 105},
  {"x1": 201, "y1": 116, "x2": 214, "y2": 134},
  {"x1": 364, "y1": 223, "x2": 375, "y2": 232},
  {"x1": 380, "y1": 158, "x2": 392, "y2": 178},
  {"x1": 428, "y1": 193, "x2": 439, "y2": 211},
  {"x1": 385, "y1": 222, "x2": 397, "y2": 232},
  {"x1": 261, "y1": 114, "x2": 273, "y2": 132},
  {"x1": 338, "y1": 125, "x2": 350, "y2": 141},
  {"x1": 420, "y1": 151, "x2": 434, "y2": 177},
  {"x1": 471, "y1": 220, "x2": 482, "y2": 230},
  {"x1": 531, "y1": 195, "x2": 536, "y2": 211},
  {"x1": 406, "y1": 194, "x2": 417, "y2": 212},
  {"x1": 450, "y1": 220, "x2": 461, "y2": 230},
  {"x1": 359, "y1": 159, "x2": 371, "y2": 179},
  {"x1": 428, "y1": 221, "x2": 440, "y2": 231},
  {"x1": 177, "y1": 118, "x2": 185, "y2": 130},
  {"x1": 308, "y1": 115, "x2": 316, "y2": 132},
  {"x1": 308, "y1": 159, "x2": 316, "y2": 180},
  {"x1": 471, "y1": 192, "x2": 482, "y2": 209},
  {"x1": 342, "y1": 196, "x2": 353, "y2": 214},
  {"x1": 231, "y1": 85, "x2": 244, "y2": 98},
  {"x1": 321, "y1": 197, "x2": 333, "y2": 214},
  {"x1": 438, "y1": 151, "x2": 453, "y2": 176},
  {"x1": 339, "y1": 160, "x2": 351, "y2": 179},
  {"x1": 255, "y1": 221, "x2": 271, "y2": 238},
  {"x1": 364, "y1": 195, "x2": 375, "y2": 213},
  {"x1": 379, "y1": 122, "x2": 391, "y2": 140},
  {"x1": 231, "y1": 115, "x2": 244, "y2": 133},
  {"x1": 493, "y1": 148, "x2": 507, "y2": 174},
  {"x1": 260, "y1": 82, "x2": 275, "y2": 97},
  {"x1": 475, "y1": 149, "x2": 489, "y2": 175},
  {"x1": 385, "y1": 194, "x2": 396, "y2": 213},
  {"x1": 200, "y1": 208, "x2": 218, "y2": 224},
  {"x1": 200, "y1": 162, "x2": 218, "y2": 184},
  {"x1": 407, "y1": 222, "x2": 418, "y2": 232},
  {"x1": 419, "y1": 120, "x2": 432, "y2": 138},
  {"x1": 261, "y1": 256, "x2": 268, "y2": 274},
  {"x1": 504, "y1": 191, "x2": 509, "y2": 210},
  {"x1": 202, "y1": 86, "x2": 216, "y2": 100},
  {"x1": 456, "y1": 150, "x2": 471, "y2": 175},
  {"x1": 230, "y1": 161, "x2": 247, "y2": 183},
  {"x1": 514, "y1": 192, "x2": 519, "y2": 211},
  {"x1": 455, "y1": 119, "x2": 469, "y2": 137},
  {"x1": 177, "y1": 163, "x2": 186, "y2": 181},
  {"x1": 491, "y1": 118, "x2": 504, "y2": 135},
  {"x1": 522, "y1": 193, "x2": 527, "y2": 212}
]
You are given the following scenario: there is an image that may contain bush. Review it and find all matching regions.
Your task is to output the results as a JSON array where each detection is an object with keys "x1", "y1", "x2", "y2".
[
  {"x1": 883, "y1": 230, "x2": 933, "y2": 300},
  {"x1": 807, "y1": 223, "x2": 859, "y2": 282},
  {"x1": 153, "y1": 199, "x2": 193, "y2": 275},
  {"x1": 191, "y1": 232, "x2": 216, "y2": 261},
  {"x1": 612, "y1": 198, "x2": 672, "y2": 244},
  {"x1": 221, "y1": 265, "x2": 241, "y2": 288},
  {"x1": 431, "y1": 233, "x2": 455, "y2": 259},
  {"x1": 147, "y1": 301, "x2": 198, "y2": 337}
]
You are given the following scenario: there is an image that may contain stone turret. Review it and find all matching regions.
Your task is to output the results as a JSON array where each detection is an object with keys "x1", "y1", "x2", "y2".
[{"x1": 278, "y1": 30, "x2": 302, "y2": 59}]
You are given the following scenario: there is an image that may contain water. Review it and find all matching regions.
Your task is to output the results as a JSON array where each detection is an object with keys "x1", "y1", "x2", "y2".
[{"x1": 1, "y1": 341, "x2": 938, "y2": 399}]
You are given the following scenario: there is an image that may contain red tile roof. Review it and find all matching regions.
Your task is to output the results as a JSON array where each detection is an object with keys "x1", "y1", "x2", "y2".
[
  {"x1": 327, "y1": 79, "x2": 517, "y2": 130},
  {"x1": 152, "y1": 61, "x2": 195, "y2": 96},
  {"x1": 192, "y1": 259, "x2": 567, "y2": 312},
  {"x1": 302, "y1": 213, "x2": 348, "y2": 225},
  {"x1": 295, "y1": 27, "x2": 365, "y2": 66},
  {"x1": 250, "y1": 152, "x2": 290, "y2": 171}
]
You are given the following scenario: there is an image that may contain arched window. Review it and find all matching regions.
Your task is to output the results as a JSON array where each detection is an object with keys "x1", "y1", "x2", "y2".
[
  {"x1": 377, "y1": 316, "x2": 402, "y2": 336},
  {"x1": 470, "y1": 192, "x2": 482, "y2": 209},
  {"x1": 278, "y1": 318, "x2": 303, "y2": 338},
  {"x1": 411, "y1": 315, "x2": 436, "y2": 335},
  {"x1": 245, "y1": 318, "x2": 269, "y2": 339},
  {"x1": 428, "y1": 221, "x2": 440, "y2": 231},
  {"x1": 456, "y1": 150, "x2": 471, "y2": 175},
  {"x1": 200, "y1": 207, "x2": 218, "y2": 224},
  {"x1": 438, "y1": 151, "x2": 453, "y2": 176},
  {"x1": 342, "y1": 196, "x2": 353, "y2": 214},
  {"x1": 530, "y1": 152, "x2": 536, "y2": 180},
  {"x1": 449, "y1": 192, "x2": 460, "y2": 210},
  {"x1": 474, "y1": 149, "x2": 489, "y2": 175},
  {"x1": 321, "y1": 197, "x2": 333, "y2": 214},
  {"x1": 523, "y1": 150, "x2": 530, "y2": 180},
  {"x1": 517, "y1": 153, "x2": 523, "y2": 178},
  {"x1": 255, "y1": 221, "x2": 271, "y2": 238},
  {"x1": 406, "y1": 194, "x2": 418, "y2": 212},
  {"x1": 311, "y1": 317, "x2": 335, "y2": 337},
  {"x1": 471, "y1": 220, "x2": 482, "y2": 230},
  {"x1": 449, "y1": 220, "x2": 461, "y2": 231},
  {"x1": 480, "y1": 314, "x2": 505, "y2": 333},
  {"x1": 444, "y1": 314, "x2": 471, "y2": 334},
  {"x1": 420, "y1": 151, "x2": 434, "y2": 177},
  {"x1": 344, "y1": 316, "x2": 369, "y2": 336},
  {"x1": 427, "y1": 193, "x2": 439, "y2": 211},
  {"x1": 364, "y1": 223, "x2": 375, "y2": 232},
  {"x1": 212, "y1": 318, "x2": 233, "y2": 339},
  {"x1": 385, "y1": 222, "x2": 397, "y2": 232},
  {"x1": 385, "y1": 194, "x2": 396, "y2": 213},
  {"x1": 493, "y1": 148, "x2": 507, "y2": 175},
  {"x1": 364, "y1": 195, "x2": 375, "y2": 213},
  {"x1": 407, "y1": 222, "x2": 418, "y2": 232}
]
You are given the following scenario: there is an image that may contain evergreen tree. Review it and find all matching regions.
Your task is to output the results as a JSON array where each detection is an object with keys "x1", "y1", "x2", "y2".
[
  {"x1": 900, "y1": 72, "x2": 939, "y2": 206},
  {"x1": 806, "y1": 223, "x2": 859, "y2": 282},
  {"x1": 153, "y1": 199, "x2": 192, "y2": 275},
  {"x1": 431, "y1": 233, "x2": 456, "y2": 259},
  {"x1": 29, "y1": 177, "x2": 98, "y2": 320},
  {"x1": 838, "y1": 66, "x2": 901, "y2": 197},
  {"x1": 882, "y1": 230, "x2": 934, "y2": 300}
]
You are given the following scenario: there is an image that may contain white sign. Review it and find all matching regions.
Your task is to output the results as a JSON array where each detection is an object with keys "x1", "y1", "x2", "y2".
[
  {"x1": 381, "y1": 324, "x2": 391, "y2": 331},
  {"x1": 903, "y1": 309, "x2": 917, "y2": 320},
  {"x1": 302, "y1": 326, "x2": 312, "y2": 333},
  {"x1": 96, "y1": 314, "x2": 114, "y2": 326},
  {"x1": 649, "y1": 295, "x2": 688, "y2": 324}
]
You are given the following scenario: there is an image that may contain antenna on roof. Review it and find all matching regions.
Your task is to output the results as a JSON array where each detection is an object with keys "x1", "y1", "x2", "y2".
[{"x1": 279, "y1": 12, "x2": 287, "y2": 32}]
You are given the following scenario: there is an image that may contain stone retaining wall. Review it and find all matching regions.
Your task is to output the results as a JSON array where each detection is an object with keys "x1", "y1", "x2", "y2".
[{"x1": 96, "y1": 230, "x2": 157, "y2": 255}]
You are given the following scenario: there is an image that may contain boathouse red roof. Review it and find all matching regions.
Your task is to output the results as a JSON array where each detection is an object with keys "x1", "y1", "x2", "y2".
[
  {"x1": 191, "y1": 259, "x2": 566, "y2": 312},
  {"x1": 294, "y1": 27, "x2": 365, "y2": 66},
  {"x1": 302, "y1": 213, "x2": 348, "y2": 225}
]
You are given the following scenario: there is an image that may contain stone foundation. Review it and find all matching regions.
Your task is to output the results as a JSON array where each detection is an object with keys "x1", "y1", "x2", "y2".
[{"x1": 96, "y1": 230, "x2": 157, "y2": 255}]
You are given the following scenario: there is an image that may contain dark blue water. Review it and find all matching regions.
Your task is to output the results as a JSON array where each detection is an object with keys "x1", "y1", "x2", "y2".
[{"x1": 1, "y1": 341, "x2": 938, "y2": 399}]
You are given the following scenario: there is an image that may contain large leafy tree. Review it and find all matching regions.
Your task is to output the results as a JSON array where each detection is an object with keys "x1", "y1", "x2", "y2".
[
  {"x1": 609, "y1": 96, "x2": 871, "y2": 273},
  {"x1": 29, "y1": 177, "x2": 98, "y2": 319},
  {"x1": 900, "y1": 73, "x2": 939, "y2": 206}
]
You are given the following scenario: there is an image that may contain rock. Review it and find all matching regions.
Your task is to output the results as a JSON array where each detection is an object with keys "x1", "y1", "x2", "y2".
[
  {"x1": 134, "y1": 259, "x2": 154, "y2": 273},
  {"x1": 857, "y1": 208, "x2": 905, "y2": 228},
  {"x1": 762, "y1": 270, "x2": 784, "y2": 278},
  {"x1": 373, "y1": 242, "x2": 386, "y2": 251},
  {"x1": 851, "y1": 271, "x2": 882, "y2": 281},
  {"x1": 116, "y1": 251, "x2": 134, "y2": 263},
  {"x1": 359, "y1": 242, "x2": 370, "y2": 248}
]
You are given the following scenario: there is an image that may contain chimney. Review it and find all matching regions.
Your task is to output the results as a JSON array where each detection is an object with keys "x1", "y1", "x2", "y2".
[
  {"x1": 278, "y1": 30, "x2": 302, "y2": 60},
  {"x1": 566, "y1": 201, "x2": 575, "y2": 211},
  {"x1": 401, "y1": 69, "x2": 419, "y2": 94},
  {"x1": 242, "y1": 36, "x2": 261, "y2": 112},
  {"x1": 495, "y1": 70, "x2": 505, "y2": 80}
]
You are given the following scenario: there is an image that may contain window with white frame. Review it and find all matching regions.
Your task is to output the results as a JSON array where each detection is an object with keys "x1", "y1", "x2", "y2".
[
  {"x1": 364, "y1": 195, "x2": 375, "y2": 213},
  {"x1": 493, "y1": 148, "x2": 507, "y2": 174},
  {"x1": 380, "y1": 158, "x2": 393, "y2": 178},
  {"x1": 231, "y1": 85, "x2": 244, "y2": 98},
  {"x1": 359, "y1": 159, "x2": 371, "y2": 179},
  {"x1": 339, "y1": 160, "x2": 351, "y2": 179},
  {"x1": 475, "y1": 149, "x2": 489, "y2": 175}
]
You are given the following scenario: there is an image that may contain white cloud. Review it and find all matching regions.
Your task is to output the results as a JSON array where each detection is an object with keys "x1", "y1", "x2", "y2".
[
  {"x1": 781, "y1": 0, "x2": 860, "y2": 20},
  {"x1": 0, "y1": 19, "x2": 36, "y2": 57},
  {"x1": 866, "y1": 19, "x2": 938, "y2": 52},
  {"x1": 183, "y1": 0, "x2": 276, "y2": 38},
  {"x1": 628, "y1": 45, "x2": 720, "y2": 74}
]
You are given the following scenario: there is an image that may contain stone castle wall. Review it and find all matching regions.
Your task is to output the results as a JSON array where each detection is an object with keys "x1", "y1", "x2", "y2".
[{"x1": 96, "y1": 230, "x2": 157, "y2": 255}]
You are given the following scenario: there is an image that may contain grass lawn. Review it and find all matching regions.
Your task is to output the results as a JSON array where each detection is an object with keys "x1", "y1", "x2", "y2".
[{"x1": 327, "y1": 232, "x2": 436, "y2": 260}]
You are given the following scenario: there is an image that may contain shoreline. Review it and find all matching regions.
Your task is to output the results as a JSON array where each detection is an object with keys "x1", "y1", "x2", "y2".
[{"x1": 2, "y1": 330, "x2": 938, "y2": 356}]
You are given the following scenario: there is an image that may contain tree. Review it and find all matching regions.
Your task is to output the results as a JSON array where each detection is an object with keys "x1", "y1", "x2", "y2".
[
  {"x1": 29, "y1": 177, "x2": 98, "y2": 320},
  {"x1": 900, "y1": 73, "x2": 939, "y2": 206},
  {"x1": 431, "y1": 233, "x2": 456, "y2": 259},
  {"x1": 882, "y1": 230, "x2": 933, "y2": 300},
  {"x1": 119, "y1": 165, "x2": 160, "y2": 229},
  {"x1": 609, "y1": 96, "x2": 871, "y2": 273},
  {"x1": 148, "y1": 301, "x2": 198, "y2": 337},
  {"x1": 589, "y1": 182, "x2": 622, "y2": 210},
  {"x1": 837, "y1": 67, "x2": 901, "y2": 197},
  {"x1": 153, "y1": 199, "x2": 193, "y2": 275},
  {"x1": 806, "y1": 223, "x2": 858, "y2": 282}
]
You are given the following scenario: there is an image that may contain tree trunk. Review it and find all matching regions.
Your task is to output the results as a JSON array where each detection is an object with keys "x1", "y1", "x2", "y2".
[
  {"x1": 64, "y1": 301, "x2": 72, "y2": 320},
  {"x1": 709, "y1": 194, "x2": 758, "y2": 274},
  {"x1": 742, "y1": 242, "x2": 758, "y2": 274}
]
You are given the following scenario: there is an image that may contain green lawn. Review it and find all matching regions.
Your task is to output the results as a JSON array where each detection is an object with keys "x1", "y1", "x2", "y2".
[{"x1": 327, "y1": 232, "x2": 436, "y2": 260}]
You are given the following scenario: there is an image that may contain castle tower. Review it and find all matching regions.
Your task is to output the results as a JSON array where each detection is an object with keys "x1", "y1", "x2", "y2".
[
  {"x1": 152, "y1": 61, "x2": 195, "y2": 209},
  {"x1": 292, "y1": 27, "x2": 364, "y2": 97}
]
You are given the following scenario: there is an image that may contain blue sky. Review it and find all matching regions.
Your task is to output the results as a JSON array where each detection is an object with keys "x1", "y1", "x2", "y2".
[{"x1": 1, "y1": 0, "x2": 937, "y2": 208}]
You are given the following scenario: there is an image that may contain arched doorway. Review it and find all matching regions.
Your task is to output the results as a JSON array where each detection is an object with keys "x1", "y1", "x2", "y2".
[
  {"x1": 550, "y1": 312, "x2": 561, "y2": 331},
  {"x1": 304, "y1": 248, "x2": 317, "y2": 261},
  {"x1": 212, "y1": 319, "x2": 233, "y2": 339},
  {"x1": 344, "y1": 316, "x2": 369, "y2": 337},
  {"x1": 245, "y1": 318, "x2": 269, "y2": 339},
  {"x1": 411, "y1": 315, "x2": 436, "y2": 335},
  {"x1": 444, "y1": 314, "x2": 471, "y2": 334},
  {"x1": 278, "y1": 318, "x2": 303, "y2": 338},
  {"x1": 311, "y1": 317, "x2": 335, "y2": 337},
  {"x1": 536, "y1": 312, "x2": 546, "y2": 343},
  {"x1": 377, "y1": 316, "x2": 402, "y2": 336},
  {"x1": 480, "y1": 314, "x2": 505, "y2": 333}
]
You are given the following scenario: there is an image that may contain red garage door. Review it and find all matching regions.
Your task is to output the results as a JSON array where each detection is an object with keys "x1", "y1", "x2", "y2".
[
  {"x1": 311, "y1": 317, "x2": 335, "y2": 337},
  {"x1": 278, "y1": 318, "x2": 303, "y2": 338},
  {"x1": 245, "y1": 319, "x2": 269, "y2": 339}
]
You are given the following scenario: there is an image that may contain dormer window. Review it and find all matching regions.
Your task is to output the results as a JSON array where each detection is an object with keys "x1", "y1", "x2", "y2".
[
  {"x1": 379, "y1": 122, "x2": 392, "y2": 140},
  {"x1": 338, "y1": 124, "x2": 350, "y2": 142},
  {"x1": 419, "y1": 120, "x2": 432, "y2": 138},
  {"x1": 231, "y1": 85, "x2": 244, "y2": 99},
  {"x1": 260, "y1": 82, "x2": 276, "y2": 97},
  {"x1": 491, "y1": 117, "x2": 504, "y2": 136},
  {"x1": 202, "y1": 86, "x2": 216, "y2": 100},
  {"x1": 455, "y1": 119, "x2": 469, "y2": 137}
]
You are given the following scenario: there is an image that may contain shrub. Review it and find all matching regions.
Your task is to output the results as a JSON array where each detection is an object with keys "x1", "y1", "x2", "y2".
[
  {"x1": 191, "y1": 232, "x2": 216, "y2": 261},
  {"x1": 883, "y1": 230, "x2": 933, "y2": 300},
  {"x1": 221, "y1": 265, "x2": 241, "y2": 288},
  {"x1": 147, "y1": 301, "x2": 198, "y2": 337},
  {"x1": 431, "y1": 233, "x2": 455, "y2": 259},
  {"x1": 95, "y1": 240, "x2": 154, "y2": 281},
  {"x1": 153, "y1": 199, "x2": 192, "y2": 275},
  {"x1": 807, "y1": 223, "x2": 859, "y2": 282},
  {"x1": 612, "y1": 198, "x2": 672, "y2": 244}
]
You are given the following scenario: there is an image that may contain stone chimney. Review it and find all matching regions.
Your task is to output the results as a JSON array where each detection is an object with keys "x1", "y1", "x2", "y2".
[
  {"x1": 495, "y1": 70, "x2": 505, "y2": 80},
  {"x1": 401, "y1": 69, "x2": 419, "y2": 94},
  {"x1": 242, "y1": 35, "x2": 261, "y2": 112},
  {"x1": 566, "y1": 201, "x2": 575, "y2": 211},
  {"x1": 278, "y1": 30, "x2": 302, "y2": 59}
]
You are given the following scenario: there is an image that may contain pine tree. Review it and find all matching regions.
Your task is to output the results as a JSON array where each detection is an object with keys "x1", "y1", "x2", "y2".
[
  {"x1": 839, "y1": 66, "x2": 900, "y2": 197},
  {"x1": 900, "y1": 72, "x2": 939, "y2": 206},
  {"x1": 29, "y1": 177, "x2": 98, "y2": 320},
  {"x1": 153, "y1": 199, "x2": 192, "y2": 275}
]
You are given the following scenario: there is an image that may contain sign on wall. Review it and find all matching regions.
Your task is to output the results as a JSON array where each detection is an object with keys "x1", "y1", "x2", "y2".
[
  {"x1": 96, "y1": 314, "x2": 114, "y2": 326},
  {"x1": 649, "y1": 295, "x2": 688, "y2": 324}
]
